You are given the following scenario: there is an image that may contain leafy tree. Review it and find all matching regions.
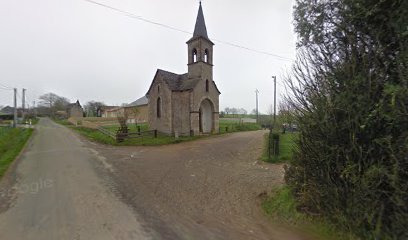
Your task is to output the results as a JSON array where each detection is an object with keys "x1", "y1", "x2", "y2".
[{"x1": 285, "y1": 0, "x2": 408, "y2": 239}]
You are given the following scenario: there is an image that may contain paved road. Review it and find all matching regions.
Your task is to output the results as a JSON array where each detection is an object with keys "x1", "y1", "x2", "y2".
[{"x1": 0, "y1": 118, "x2": 151, "y2": 240}]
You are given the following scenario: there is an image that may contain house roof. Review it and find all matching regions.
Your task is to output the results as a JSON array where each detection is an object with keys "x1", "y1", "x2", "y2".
[
  {"x1": 146, "y1": 69, "x2": 221, "y2": 96},
  {"x1": 127, "y1": 96, "x2": 148, "y2": 107},
  {"x1": 67, "y1": 100, "x2": 81, "y2": 108},
  {"x1": 146, "y1": 69, "x2": 201, "y2": 95},
  {"x1": 0, "y1": 106, "x2": 14, "y2": 114},
  {"x1": 97, "y1": 106, "x2": 118, "y2": 111}
]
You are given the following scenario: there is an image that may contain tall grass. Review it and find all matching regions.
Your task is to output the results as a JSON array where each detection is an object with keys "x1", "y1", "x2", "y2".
[{"x1": 0, "y1": 127, "x2": 33, "y2": 177}]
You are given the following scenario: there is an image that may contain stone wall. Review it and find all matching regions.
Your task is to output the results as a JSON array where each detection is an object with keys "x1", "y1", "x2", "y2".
[
  {"x1": 190, "y1": 78, "x2": 220, "y2": 135},
  {"x1": 69, "y1": 106, "x2": 83, "y2": 118},
  {"x1": 148, "y1": 77, "x2": 173, "y2": 134},
  {"x1": 172, "y1": 91, "x2": 191, "y2": 136}
]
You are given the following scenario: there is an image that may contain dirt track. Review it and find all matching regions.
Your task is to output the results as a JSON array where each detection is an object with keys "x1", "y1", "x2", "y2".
[{"x1": 92, "y1": 130, "x2": 306, "y2": 240}]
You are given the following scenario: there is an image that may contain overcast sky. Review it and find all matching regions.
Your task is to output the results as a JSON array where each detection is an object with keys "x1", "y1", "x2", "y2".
[{"x1": 0, "y1": 0, "x2": 296, "y2": 113}]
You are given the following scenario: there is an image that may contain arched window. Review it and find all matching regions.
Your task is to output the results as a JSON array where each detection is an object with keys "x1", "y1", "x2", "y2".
[
  {"x1": 157, "y1": 85, "x2": 160, "y2": 93},
  {"x1": 204, "y1": 49, "x2": 209, "y2": 63},
  {"x1": 206, "y1": 79, "x2": 209, "y2": 92},
  {"x1": 192, "y1": 49, "x2": 197, "y2": 63},
  {"x1": 157, "y1": 97, "x2": 161, "y2": 118}
]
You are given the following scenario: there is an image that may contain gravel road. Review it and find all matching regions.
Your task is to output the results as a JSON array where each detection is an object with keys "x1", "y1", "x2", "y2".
[{"x1": 92, "y1": 129, "x2": 307, "y2": 240}]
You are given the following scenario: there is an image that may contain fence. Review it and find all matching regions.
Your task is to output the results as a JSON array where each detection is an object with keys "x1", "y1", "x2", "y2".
[
  {"x1": 95, "y1": 125, "x2": 158, "y2": 143},
  {"x1": 116, "y1": 129, "x2": 158, "y2": 142},
  {"x1": 267, "y1": 130, "x2": 280, "y2": 161}
]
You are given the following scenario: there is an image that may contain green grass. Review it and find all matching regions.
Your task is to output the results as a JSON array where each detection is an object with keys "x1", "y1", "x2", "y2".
[
  {"x1": 219, "y1": 120, "x2": 261, "y2": 134},
  {"x1": 262, "y1": 132, "x2": 298, "y2": 163},
  {"x1": 54, "y1": 119, "x2": 262, "y2": 146},
  {"x1": 53, "y1": 119, "x2": 73, "y2": 126},
  {"x1": 73, "y1": 127, "x2": 204, "y2": 146},
  {"x1": 262, "y1": 186, "x2": 359, "y2": 240},
  {"x1": 29, "y1": 118, "x2": 39, "y2": 125},
  {"x1": 102, "y1": 123, "x2": 149, "y2": 133},
  {"x1": 72, "y1": 127, "x2": 117, "y2": 145},
  {"x1": 0, "y1": 127, "x2": 33, "y2": 178},
  {"x1": 53, "y1": 120, "x2": 205, "y2": 146}
]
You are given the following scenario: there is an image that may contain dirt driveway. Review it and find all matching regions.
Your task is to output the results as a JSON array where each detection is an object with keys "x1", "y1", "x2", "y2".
[{"x1": 91, "y1": 130, "x2": 306, "y2": 240}]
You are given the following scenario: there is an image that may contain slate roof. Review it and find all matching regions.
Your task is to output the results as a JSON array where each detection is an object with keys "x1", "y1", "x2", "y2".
[
  {"x1": 67, "y1": 100, "x2": 81, "y2": 108},
  {"x1": 0, "y1": 106, "x2": 14, "y2": 114},
  {"x1": 127, "y1": 96, "x2": 148, "y2": 107},
  {"x1": 193, "y1": 2, "x2": 208, "y2": 38},
  {"x1": 187, "y1": 2, "x2": 214, "y2": 44},
  {"x1": 157, "y1": 69, "x2": 200, "y2": 91},
  {"x1": 146, "y1": 69, "x2": 221, "y2": 96}
]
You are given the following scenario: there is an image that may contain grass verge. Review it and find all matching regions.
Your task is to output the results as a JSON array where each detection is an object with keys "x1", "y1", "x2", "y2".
[
  {"x1": 262, "y1": 186, "x2": 359, "y2": 240},
  {"x1": 0, "y1": 127, "x2": 33, "y2": 178},
  {"x1": 74, "y1": 127, "x2": 204, "y2": 146}
]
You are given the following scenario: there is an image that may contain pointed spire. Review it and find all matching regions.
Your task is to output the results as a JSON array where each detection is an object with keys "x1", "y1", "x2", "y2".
[{"x1": 193, "y1": 1, "x2": 208, "y2": 38}]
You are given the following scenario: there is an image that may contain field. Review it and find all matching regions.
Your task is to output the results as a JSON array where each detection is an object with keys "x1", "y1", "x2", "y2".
[
  {"x1": 0, "y1": 127, "x2": 33, "y2": 178},
  {"x1": 219, "y1": 120, "x2": 262, "y2": 133}
]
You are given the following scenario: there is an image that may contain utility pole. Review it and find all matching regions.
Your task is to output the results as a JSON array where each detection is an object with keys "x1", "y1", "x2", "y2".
[
  {"x1": 255, "y1": 89, "x2": 259, "y2": 124},
  {"x1": 33, "y1": 101, "x2": 37, "y2": 118},
  {"x1": 272, "y1": 76, "x2": 277, "y2": 126},
  {"x1": 22, "y1": 88, "x2": 26, "y2": 120},
  {"x1": 13, "y1": 88, "x2": 17, "y2": 128}
]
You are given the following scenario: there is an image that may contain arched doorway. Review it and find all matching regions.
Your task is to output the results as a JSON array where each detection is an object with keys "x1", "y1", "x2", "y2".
[{"x1": 199, "y1": 99, "x2": 214, "y2": 133}]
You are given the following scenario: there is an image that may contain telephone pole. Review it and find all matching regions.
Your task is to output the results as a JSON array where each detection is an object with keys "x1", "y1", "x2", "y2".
[
  {"x1": 272, "y1": 76, "x2": 277, "y2": 126},
  {"x1": 13, "y1": 88, "x2": 17, "y2": 128},
  {"x1": 33, "y1": 101, "x2": 37, "y2": 117},
  {"x1": 22, "y1": 88, "x2": 26, "y2": 120},
  {"x1": 255, "y1": 89, "x2": 259, "y2": 124}
]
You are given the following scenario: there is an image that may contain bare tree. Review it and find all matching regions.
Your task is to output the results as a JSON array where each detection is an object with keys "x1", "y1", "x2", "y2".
[
  {"x1": 38, "y1": 92, "x2": 70, "y2": 116},
  {"x1": 84, "y1": 101, "x2": 105, "y2": 117}
]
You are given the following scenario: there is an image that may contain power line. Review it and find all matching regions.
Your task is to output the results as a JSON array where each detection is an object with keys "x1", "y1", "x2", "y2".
[
  {"x1": 0, "y1": 83, "x2": 13, "y2": 90},
  {"x1": 83, "y1": 0, "x2": 190, "y2": 35},
  {"x1": 82, "y1": 0, "x2": 294, "y2": 61},
  {"x1": 0, "y1": 87, "x2": 13, "y2": 91}
]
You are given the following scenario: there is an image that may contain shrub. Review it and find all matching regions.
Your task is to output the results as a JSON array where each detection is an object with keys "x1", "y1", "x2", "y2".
[{"x1": 285, "y1": 0, "x2": 408, "y2": 239}]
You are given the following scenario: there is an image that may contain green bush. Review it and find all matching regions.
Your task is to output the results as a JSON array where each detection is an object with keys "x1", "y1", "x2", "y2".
[{"x1": 286, "y1": 0, "x2": 408, "y2": 239}]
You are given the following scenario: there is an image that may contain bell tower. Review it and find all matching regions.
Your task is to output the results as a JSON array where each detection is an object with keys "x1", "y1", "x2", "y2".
[{"x1": 187, "y1": 2, "x2": 214, "y2": 80}]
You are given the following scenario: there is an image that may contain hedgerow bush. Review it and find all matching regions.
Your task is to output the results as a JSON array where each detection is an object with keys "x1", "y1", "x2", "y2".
[{"x1": 285, "y1": 0, "x2": 408, "y2": 239}]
